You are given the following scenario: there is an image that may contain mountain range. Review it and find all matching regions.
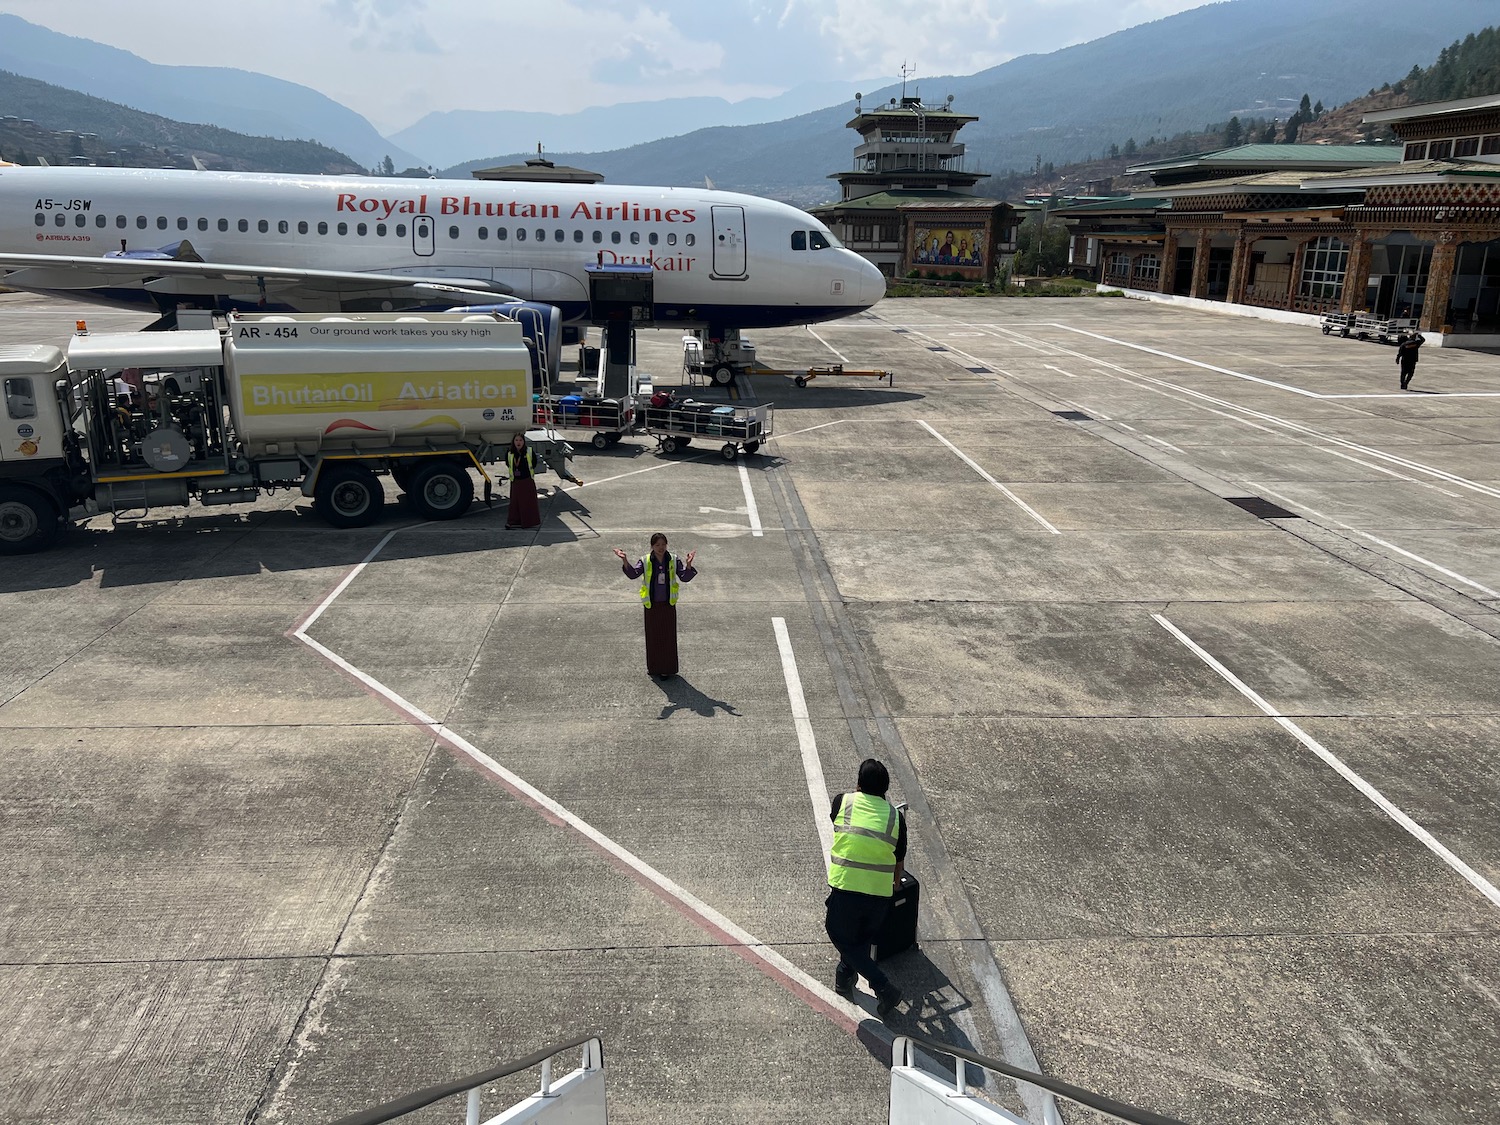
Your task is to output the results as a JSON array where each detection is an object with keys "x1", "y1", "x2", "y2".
[{"x1": 0, "y1": 0, "x2": 1495, "y2": 205}]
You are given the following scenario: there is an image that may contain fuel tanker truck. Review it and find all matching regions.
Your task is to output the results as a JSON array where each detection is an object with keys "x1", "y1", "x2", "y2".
[{"x1": 0, "y1": 312, "x2": 575, "y2": 554}]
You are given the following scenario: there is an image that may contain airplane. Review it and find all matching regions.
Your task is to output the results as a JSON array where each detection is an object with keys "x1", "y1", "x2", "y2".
[{"x1": 0, "y1": 164, "x2": 886, "y2": 380}]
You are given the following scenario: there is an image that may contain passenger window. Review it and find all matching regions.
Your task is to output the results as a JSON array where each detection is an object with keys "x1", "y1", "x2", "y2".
[
  {"x1": 5, "y1": 377, "x2": 37, "y2": 420},
  {"x1": 116, "y1": 215, "x2": 127, "y2": 229},
  {"x1": 337, "y1": 222, "x2": 348, "y2": 235},
  {"x1": 667, "y1": 233, "x2": 677, "y2": 246},
  {"x1": 535, "y1": 228, "x2": 545, "y2": 241},
  {"x1": 376, "y1": 222, "x2": 386, "y2": 237},
  {"x1": 630, "y1": 232, "x2": 640, "y2": 245},
  {"x1": 685, "y1": 234, "x2": 696, "y2": 246},
  {"x1": 137, "y1": 215, "x2": 147, "y2": 229},
  {"x1": 75, "y1": 214, "x2": 87, "y2": 227},
  {"x1": 54, "y1": 213, "x2": 65, "y2": 227},
  {"x1": 573, "y1": 230, "x2": 583, "y2": 243},
  {"x1": 449, "y1": 225, "x2": 460, "y2": 239},
  {"x1": 478, "y1": 226, "x2": 488, "y2": 240},
  {"x1": 197, "y1": 218, "x2": 208, "y2": 231},
  {"x1": 592, "y1": 230, "x2": 602, "y2": 244},
  {"x1": 177, "y1": 217, "x2": 188, "y2": 231},
  {"x1": 298, "y1": 221, "x2": 309, "y2": 235},
  {"x1": 357, "y1": 223, "x2": 368, "y2": 236},
  {"x1": 258, "y1": 220, "x2": 269, "y2": 233},
  {"x1": 396, "y1": 224, "x2": 407, "y2": 237},
  {"x1": 238, "y1": 220, "x2": 249, "y2": 232},
  {"x1": 516, "y1": 229, "x2": 527, "y2": 242},
  {"x1": 318, "y1": 222, "x2": 329, "y2": 235},
  {"x1": 218, "y1": 218, "x2": 229, "y2": 232},
  {"x1": 34, "y1": 214, "x2": 45, "y2": 227},
  {"x1": 791, "y1": 231, "x2": 806, "y2": 251},
  {"x1": 649, "y1": 232, "x2": 659, "y2": 245},
  {"x1": 157, "y1": 216, "x2": 168, "y2": 230},
  {"x1": 496, "y1": 227, "x2": 507, "y2": 241},
  {"x1": 611, "y1": 231, "x2": 621, "y2": 244},
  {"x1": 554, "y1": 229, "x2": 564, "y2": 242},
  {"x1": 96, "y1": 215, "x2": 107, "y2": 228},
  {"x1": 279, "y1": 220, "x2": 290, "y2": 234},
  {"x1": 810, "y1": 231, "x2": 830, "y2": 250}
]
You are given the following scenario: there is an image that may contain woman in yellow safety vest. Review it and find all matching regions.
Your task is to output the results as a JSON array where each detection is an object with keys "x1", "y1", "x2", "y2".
[
  {"x1": 613, "y1": 533, "x2": 698, "y2": 679},
  {"x1": 505, "y1": 432, "x2": 542, "y2": 529}
]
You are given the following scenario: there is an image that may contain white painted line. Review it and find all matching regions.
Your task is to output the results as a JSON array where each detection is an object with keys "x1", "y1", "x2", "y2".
[
  {"x1": 805, "y1": 327, "x2": 849, "y2": 363},
  {"x1": 1153, "y1": 613, "x2": 1500, "y2": 912},
  {"x1": 1043, "y1": 364, "x2": 1077, "y2": 379},
  {"x1": 739, "y1": 462, "x2": 764, "y2": 537},
  {"x1": 1315, "y1": 446, "x2": 1461, "y2": 497},
  {"x1": 917, "y1": 420, "x2": 1061, "y2": 534},
  {"x1": 294, "y1": 530, "x2": 399, "y2": 633},
  {"x1": 1248, "y1": 482, "x2": 1500, "y2": 600},
  {"x1": 773, "y1": 617, "x2": 833, "y2": 859},
  {"x1": 777, "y1": 419, "x2": 847, "y2": 439},
  {"x1": 1051, "y1": 324, "x2": 1327, "y2": 397}
]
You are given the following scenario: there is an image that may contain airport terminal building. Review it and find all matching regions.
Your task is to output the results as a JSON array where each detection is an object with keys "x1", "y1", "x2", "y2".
[{"x1": 1058, "y1": 94, "x2": 1500, "y2": 347}]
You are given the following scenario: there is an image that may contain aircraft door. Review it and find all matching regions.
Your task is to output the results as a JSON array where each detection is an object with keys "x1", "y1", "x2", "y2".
[
  {"x1": 710, "y1": 205, "x2": 747, "y2": 279},
  {"x1": 412, "y1": 215, "x2": 435, "y2": 257}
]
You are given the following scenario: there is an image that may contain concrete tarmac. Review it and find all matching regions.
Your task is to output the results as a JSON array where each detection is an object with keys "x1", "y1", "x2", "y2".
[{"x1": 1, "y1": 292, "x2": 1497, "y2": 1125}]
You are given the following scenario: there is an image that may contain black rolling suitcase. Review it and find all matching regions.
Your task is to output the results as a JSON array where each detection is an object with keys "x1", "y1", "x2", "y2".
[{"x1": 871, "y1": 871, "x2": 919, "y2": 961}]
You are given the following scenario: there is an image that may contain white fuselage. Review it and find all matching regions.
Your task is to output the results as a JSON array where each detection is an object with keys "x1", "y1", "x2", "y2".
[{"x1": 0, "y1": 166, "x2": 885, "y2": 328}]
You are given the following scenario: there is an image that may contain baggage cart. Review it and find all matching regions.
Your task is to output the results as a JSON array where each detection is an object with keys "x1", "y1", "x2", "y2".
[
  {"x1": 1320, "y1": 312, "x2": 1357, "y2": 337},
  {"x1": 638, "y1": 400, "x2": 774, "y2": 460},
  {"x1": 533, "y1": 392, "x2": 637, "y2": 449}
]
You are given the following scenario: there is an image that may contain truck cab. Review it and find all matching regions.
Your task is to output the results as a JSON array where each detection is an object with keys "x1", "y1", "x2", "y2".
[{"x1": 0, "y1": 345, "x2": 74, "y2": 553}]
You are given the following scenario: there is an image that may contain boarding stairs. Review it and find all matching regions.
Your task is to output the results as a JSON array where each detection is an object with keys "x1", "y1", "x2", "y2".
[{"x1": 326, "y1": 1031, "x2": 1186, "y2": 1125}]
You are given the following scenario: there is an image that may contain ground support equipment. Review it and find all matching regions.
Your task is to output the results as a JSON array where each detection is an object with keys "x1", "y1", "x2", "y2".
[
  {"x1": 1320, "y1": 312, "x2": 1357, "y2": 337},
  {"x1": 533, "y1": 393, "x2": 637, "y2": 450},
  {"x1": 747, "y1": 362, "x2": 894, "y2": 388},
  {"x1": 639, "y1": 401, "x2": 774, "y2": 460}
]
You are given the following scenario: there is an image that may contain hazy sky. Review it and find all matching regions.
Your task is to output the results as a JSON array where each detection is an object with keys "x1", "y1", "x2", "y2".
[{"x1": 0, "y1": 0, "x2": 1208, "y2": 132}]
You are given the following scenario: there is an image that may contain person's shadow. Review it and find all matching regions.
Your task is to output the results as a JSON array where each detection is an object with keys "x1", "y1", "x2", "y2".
[
  {"x1": 655, "y1": 676, "x2": 741, "y2": 720},
  {"x1": 872, "y1": 946, "x2": 993, "y2": 1093}
]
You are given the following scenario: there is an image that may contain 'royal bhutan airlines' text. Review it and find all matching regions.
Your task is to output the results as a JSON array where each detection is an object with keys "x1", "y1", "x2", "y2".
[{"x1": 336, "y1": 194, "x2": 697, "y2": 224}]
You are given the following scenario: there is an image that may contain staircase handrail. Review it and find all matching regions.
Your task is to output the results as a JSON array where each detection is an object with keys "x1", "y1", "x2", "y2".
[{"x1": 325, "y1": 1033, "x2": 603, "y2": 1125}]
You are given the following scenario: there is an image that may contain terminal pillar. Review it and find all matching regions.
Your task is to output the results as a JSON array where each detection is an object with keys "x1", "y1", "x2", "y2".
[
  {"x1": 1188, "y1": 230, "x2": 1212, "y2": 299},
  {"x1": 1226, "y1": 232, "x2": 1254, "y2": 306},
  {"x1": 1158, "y1": 232, "x2": 1179, "y2": 294},
  {"x1": 1421, "y1": 237, "x2": 1458, "y2": 333},
  {"x1": 1286, "y1": 238, "x2": 1312, "y2": 312},
  {"x1": 1340, "y1": 236, "x2": 1376, "y2": 314}
]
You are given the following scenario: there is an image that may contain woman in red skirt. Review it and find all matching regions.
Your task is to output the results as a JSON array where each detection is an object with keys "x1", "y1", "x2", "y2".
[
  {"x1": 505, "y1": 432, "x2": 542, "y2": 528},
  {"x1": 614, "y1": 534, "x2": 698, "y2": 678}
]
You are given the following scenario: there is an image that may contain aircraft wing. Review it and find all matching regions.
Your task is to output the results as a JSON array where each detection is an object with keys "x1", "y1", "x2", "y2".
[{"x1": 0, "y1": 251, "x2": 514, "y2": 309}]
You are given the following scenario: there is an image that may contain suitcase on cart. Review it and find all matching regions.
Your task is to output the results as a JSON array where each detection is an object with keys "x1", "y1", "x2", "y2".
[{"x1": 871, "y1": 871, "x2": 919, "y2": 961}]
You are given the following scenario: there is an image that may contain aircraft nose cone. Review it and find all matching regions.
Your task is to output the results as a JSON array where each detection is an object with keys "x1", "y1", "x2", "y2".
[{"x1": 860, "y1": 255, "x2": 887, "y2": 304}]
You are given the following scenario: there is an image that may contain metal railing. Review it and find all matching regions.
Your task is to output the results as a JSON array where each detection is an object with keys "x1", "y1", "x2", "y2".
[
  {"x1": 326, "y1": 1035, "x2": 604, "y2": 1125},
  {"x1": 893, "y1": 1033, "x2": 1190, "y2": 1125}
]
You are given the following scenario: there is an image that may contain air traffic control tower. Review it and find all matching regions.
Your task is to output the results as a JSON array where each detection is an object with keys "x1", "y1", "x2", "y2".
[{"x1": 813, "y1": 91, "x2": 1014, "y2": 282}]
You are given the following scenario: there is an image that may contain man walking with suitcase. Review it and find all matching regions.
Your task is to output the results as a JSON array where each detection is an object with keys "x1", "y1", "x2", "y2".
[{"x1": 826, "y1": 758, "x2": 907, "y2": 1018}]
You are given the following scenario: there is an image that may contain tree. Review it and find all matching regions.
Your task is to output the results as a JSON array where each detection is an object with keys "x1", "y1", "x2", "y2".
[
  {"x1": 1299, "y1": 93, "x2": 1312, "y2": 118},
  {"x1": 1313, "y1": 100, "x2": 1324, "y2": 117},
  {"x1": 1260, "y1": 120, "x2": 1277, "y2": 143},
  {"x1": 380, "y1": 154, "x2": 395, "y2": 176},
  {"x1": 1224, "y1": 116, "x2": 1243, "y2": 147},
  {"x1": 1014, "y1": 212, "x2": 1069, "y2": 276},
  {"x1": 1282, "y1": 115, "x2": 1302, "y2": 143},
  {"x1": 1108, "y1": 143, "x2": 1120, "y2": 159},
  {"x1": 1124, "y1": 137, "x2": 1138, "y2": 156}
]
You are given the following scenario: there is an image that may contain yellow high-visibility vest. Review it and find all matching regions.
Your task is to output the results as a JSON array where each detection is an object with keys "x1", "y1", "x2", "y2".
[
  {"x1": 639, "y1": 553, "x2": 679, "y2": 606},
  {"x1": 827, "y1": 791, "x2": 899, "y2": 897},
  {"x1": 507, "y1": 447, "x2": 537, "y2": 477}
]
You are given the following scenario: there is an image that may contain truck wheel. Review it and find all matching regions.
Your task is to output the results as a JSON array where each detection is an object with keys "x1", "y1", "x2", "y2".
[
  {"x1": 711, "y1": 364, "x2": 735, "y2": 386},
  {"x1": 0, "y1": 486, "x2": 59, "y2": 555},
  {"x1": 409, "y1": 461, "x2": 473, "y2": 521},
  {"x1": 315, "y1": 464, "x2": 383, "y2": 529}
]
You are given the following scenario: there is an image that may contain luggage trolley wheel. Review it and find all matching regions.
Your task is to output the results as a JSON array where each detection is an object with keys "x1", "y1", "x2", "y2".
[
  {"x1": 592, "y1": 433, "x2": 609, "y2": 450},
  {"x1": 1321, "y1": 324, "x2": 1332, "y2": 335},
  {"x1": 661, "y1": 436, "x2": 679, "y2": 454},
  {"x1": 721, "y1": 442, "x2": 738, "y2": 461},
  {"x1": 744, "y1": 440, "x2": 760, "y2": 455}
]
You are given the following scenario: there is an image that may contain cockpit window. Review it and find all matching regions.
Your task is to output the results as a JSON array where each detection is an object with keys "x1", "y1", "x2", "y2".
[
  {"x1": 809, "y1": 230, "x2": 832, "y2": 250},
  {"x1": 791, "y1": 230, "x2": 807, "y2": 251}
]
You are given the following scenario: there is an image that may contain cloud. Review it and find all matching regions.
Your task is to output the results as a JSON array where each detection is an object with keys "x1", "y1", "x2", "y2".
[{"x1": 321, "y1": 0, "x2": 443, "y2": 53}]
